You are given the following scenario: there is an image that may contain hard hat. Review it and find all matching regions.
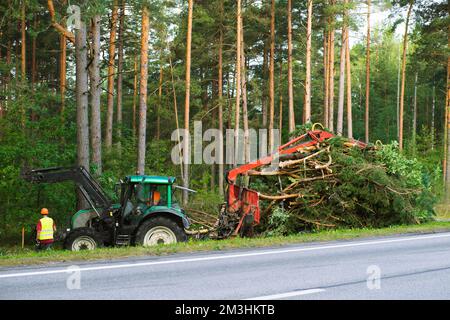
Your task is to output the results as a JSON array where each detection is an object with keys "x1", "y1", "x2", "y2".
[{"x1": 41, "y1": 208, "x2": 49, "y2": 215}]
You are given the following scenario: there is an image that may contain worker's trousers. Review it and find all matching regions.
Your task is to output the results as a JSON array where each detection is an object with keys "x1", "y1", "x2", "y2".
[{"x1": 36, "y1": 242, "x2": 53, "y2": 251}]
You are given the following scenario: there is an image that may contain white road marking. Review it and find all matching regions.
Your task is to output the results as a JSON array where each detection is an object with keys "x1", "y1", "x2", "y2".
[
  {"x1": 1, "y1": 232, "x2": 450, "y2": 279},
  {"x1": 245, "y1": 289, "x2": 325, "y2": 300}
]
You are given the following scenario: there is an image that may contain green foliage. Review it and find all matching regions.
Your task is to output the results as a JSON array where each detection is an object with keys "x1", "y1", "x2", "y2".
[
  {"x1": 0, "y1": 88, "x2": 77, "y2": 242},
  {"x1": 375, "y1": 142, "x2": 423, "y2": 187},
  {"x1": 185, "y1": 190, "x2": 222, "y2": 216},
  {"x1": 266, "y1": 207, "x2": 291, "y2": 236}
]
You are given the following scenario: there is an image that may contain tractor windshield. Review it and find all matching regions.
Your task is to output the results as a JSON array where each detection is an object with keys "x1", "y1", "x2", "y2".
[
  {"x1": 149, "y1": 185, "x2": 168, "y2": 206},
  {"x1": 132, "y1": 183, "x2": 168, "y2": 207}
]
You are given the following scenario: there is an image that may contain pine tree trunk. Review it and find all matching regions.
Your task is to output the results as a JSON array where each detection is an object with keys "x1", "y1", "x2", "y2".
[
  {"x1": 268, "y1": 0, "x2": 275, "y2": 151},
  {"x1": 116, "y1": 0, "x2": 125, "y2": 151},
  {"x1": 59, "y1": 0, "x2": 67, "y2": 117},
  {"x1": 183, "y1": 0, "x2": 194, "y2": 204},
  {"x1": 328, "y1": 4, "x2": 335, "y2": 132},
  {"x1": 445, "y1": 83, "x2": 448, "y2": 184},
  {"x1": 21, "y1": 1, "x2": 26, "y2": 81},
  {"x1": 156, "y1": 63, "x2": 163, "y2": 140},
  {"x1": 279, "y1": 58, "x2": 283, "y2": 142},
  {"x1": 241, "y1": 16, "x2": 250, "y2": 165},
  {"x1": 31, "y1": 16, "x2": 38, "y2": 121},
  {"x1": 432, "y1": 84, "x2": 436, "y2": 150},
  {"x1": 5, "y1": 37, "x2": 11, "y2": 117},
  {"x1": 287, "y1": 0, "x2": 295, "y2": 132},
  {"x1": 396, "y1": 44, "x2": 401, "y2": 140},
  {"x1": 169, "y1": 52, "x2": 184, "y2": 181},
  {"x1": 324, "y1": 29, "x2": 329, "y2": 128},
  {"x1": 132, "y1": 55, "x2": 138, "y2": 137},
  {"x1": 337, "y1": 23, "x2": 346, "y2": 136},
  {"x1": 20, "y1": 1, "x2": 26, "y2": 127},
  {"x1": 399, "y1": 0, "x2": 413, "y2": 151},
  {"x1": 412, "y1": 72, "x2": 418, "y2": 151},
  {"x1": 303, "y1": 0, "x2": 313, "y2": 124},
  {"x1": 211, "y1": 75, "x2": 217, "y2": 188},
  {"x1": 328, "y1": 33, "x2": 335, "y2": 131},
  {"x1": 235, "y1": 0, "x2": 242, "y2": 166},
  {"x1": 137, "y1": 6, "x2": 150, "y2": 175},
  {"x1": 365, "y1": 0, "x2": 371, "y2": 143},
  {"x1": 105, "y1": 0, "x2": 119, "y2": 149},
  {"x1": 60, "y1": 34, "x2": 66, "y2": 115},
  {"x1": 262, "y1": 40, "x2": 268, "y2": 127},
  {"x1": 445, "y1": 18, "x2": 450, "y2": 195},
  {"x1": 89, "y1": 15, "x2": 102, "y2": 175},
  {"x1": 218, "y1": 0, "x2": 224, "y2": 196},
  {"x1": 338, "y1": 0, "x2": 349, "y2": 136},
  {"x1": 75, "y1": 21, "x2": 90, "y2": 209},
  {"x1": 31, "y1": 16, "x2": 37, "y2": 87},
  {"x1": 228, "y1": 68, "x2": 235, "y2": 131},
  {"x1": 211, "y1": 152, "x2": 216, "y2": 189},
  {"x1": 346, "y1": 24, "x2": 353, "y2": 139}
]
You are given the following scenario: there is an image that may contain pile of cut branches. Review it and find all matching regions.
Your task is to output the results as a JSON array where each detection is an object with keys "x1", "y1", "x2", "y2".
[{"x1": 247, "y1": 134, "x2": 435, "y2": 235}]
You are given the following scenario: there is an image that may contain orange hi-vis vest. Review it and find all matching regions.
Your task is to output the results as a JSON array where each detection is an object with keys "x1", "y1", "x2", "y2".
[{"x1": 38, "y1": 216, "x2": 54, "y2": 241}]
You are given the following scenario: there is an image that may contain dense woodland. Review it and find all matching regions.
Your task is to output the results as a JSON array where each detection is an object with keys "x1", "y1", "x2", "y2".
[{"x1": 0, "y1": 0, "x2": 448, "y2": 239}]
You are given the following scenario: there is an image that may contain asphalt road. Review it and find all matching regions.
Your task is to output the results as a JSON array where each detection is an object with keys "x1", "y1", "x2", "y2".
[{"x1": 1, "y1": 232, "x2": 450, "y2": 300}]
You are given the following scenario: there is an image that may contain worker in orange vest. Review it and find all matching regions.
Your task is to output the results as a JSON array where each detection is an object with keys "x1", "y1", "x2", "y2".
[{"x1": 36, "y1": 208, "x2": 56, "y2": 250}]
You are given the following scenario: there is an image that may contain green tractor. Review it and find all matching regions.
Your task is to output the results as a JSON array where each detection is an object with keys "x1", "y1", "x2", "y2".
[{"x1": 23, "y1": 166, "x2": 199, "y2": 251}]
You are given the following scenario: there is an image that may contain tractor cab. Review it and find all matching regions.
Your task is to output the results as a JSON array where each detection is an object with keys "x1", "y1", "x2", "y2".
[
  {"x1": 113, "y1": 175, "x2": 191, "y2": 247},
  {"x1": 119, "y1": 175, "x2": 179, "y2": 225}
]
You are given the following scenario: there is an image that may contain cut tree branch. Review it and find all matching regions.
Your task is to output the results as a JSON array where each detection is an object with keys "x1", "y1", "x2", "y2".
[{"x1": 47, "y1": 0, "x2": 75, "y2": 43}]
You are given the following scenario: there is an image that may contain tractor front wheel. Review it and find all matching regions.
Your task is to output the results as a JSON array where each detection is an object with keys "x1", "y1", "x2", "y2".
[
  {"x1": 135, "y1": 217, "x2": 187, "y2": 246},
  {"x1": 64, "y1": 227, "x2": 103, "y2": 251}
]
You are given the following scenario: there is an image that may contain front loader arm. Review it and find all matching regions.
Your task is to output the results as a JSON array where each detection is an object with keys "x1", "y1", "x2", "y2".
[{"x1": 22, "y1": 166, "x2": 112, "y2": 210}]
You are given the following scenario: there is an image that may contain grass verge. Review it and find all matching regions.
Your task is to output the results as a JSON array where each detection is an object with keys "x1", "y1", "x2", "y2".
[{"x1": 1, "y1": 221, "x2": 450, "y2": 268}]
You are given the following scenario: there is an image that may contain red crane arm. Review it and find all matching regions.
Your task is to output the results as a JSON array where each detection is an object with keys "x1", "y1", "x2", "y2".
[{"x1": 226, "y1": 130, "x2": 335, "y2": 184}]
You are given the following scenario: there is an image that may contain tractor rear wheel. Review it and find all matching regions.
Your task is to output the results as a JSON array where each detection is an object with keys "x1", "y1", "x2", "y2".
[
  {"x1": 135, "y1": 217, "x2": 187, "y2": 246},
  {"x1": 64, "y1": 227, "x2": 103, "y2": 251}
]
